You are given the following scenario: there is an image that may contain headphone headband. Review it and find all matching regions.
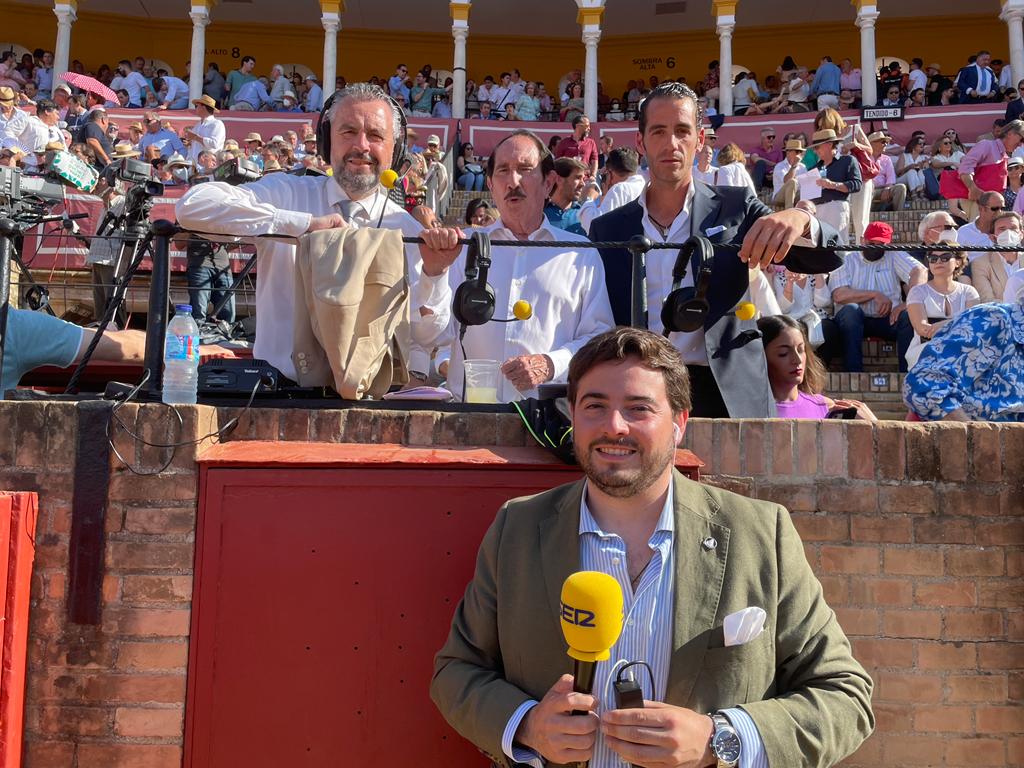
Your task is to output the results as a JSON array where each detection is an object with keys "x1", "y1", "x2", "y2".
[{"x1": 316, "y1": 87, "x2": 409, "y2": 173}]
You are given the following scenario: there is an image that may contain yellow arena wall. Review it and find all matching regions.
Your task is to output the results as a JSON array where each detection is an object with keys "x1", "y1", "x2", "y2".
[{"x1": 2, "y1": 2, "x2": 1005, "y2": 95}]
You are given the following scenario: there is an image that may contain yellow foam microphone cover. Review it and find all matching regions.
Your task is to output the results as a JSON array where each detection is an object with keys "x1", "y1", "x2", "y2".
[
  {"x1": 512, "y1": 300, "x2": 533, "y2": 321},
  {"x1": 734, "y1": 301, "x2": 756, "y2": 321},
  {"x1": 380, "y1": 169, "x2": 399, "y2": 189},
  {"x1": 560, "y1": 571, "x2": 624, "y2": 662}
]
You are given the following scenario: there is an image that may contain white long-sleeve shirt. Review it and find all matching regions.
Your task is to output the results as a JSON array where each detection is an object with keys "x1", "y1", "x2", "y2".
[
  {"x1": 772, "y1": 157, "x2": 803, "y2": 197},
  {"x1": 174, "y1": 175, "x2": 450, "y2": 380},
  {"x1": 440, "y1": 218, "x2": 614, "y2": 402},
  {"x1": 186, "y1": 114, "x2": 225, "y2": 165},
  {"x1": 578, "y1": 173, "x2": 646, "y2": 234}
]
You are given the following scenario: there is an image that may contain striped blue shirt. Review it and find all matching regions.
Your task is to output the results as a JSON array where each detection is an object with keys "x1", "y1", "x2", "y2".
[{"x1": 501, "y1": 481, "x2": 767, "y2": 767}]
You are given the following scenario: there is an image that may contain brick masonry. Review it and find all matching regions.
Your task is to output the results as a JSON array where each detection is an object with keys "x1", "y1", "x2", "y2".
[{"x1": 2, "y1": 400, "x2": 1022, "y2": 767}]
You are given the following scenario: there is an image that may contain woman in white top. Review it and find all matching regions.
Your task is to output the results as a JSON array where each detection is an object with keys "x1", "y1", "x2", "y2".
[
  {"x1": 896, "y1": 135, "x2": 929, "y2": 198},
  {"x1": 905, "y1": 244, "x2": 981, "y2": 369},
  {"x1": 769, "y1": 266, "x2": 838, "y2": 362},
  {"x1": 710, "y1": 142, "x2": 757, "y2": 195}
]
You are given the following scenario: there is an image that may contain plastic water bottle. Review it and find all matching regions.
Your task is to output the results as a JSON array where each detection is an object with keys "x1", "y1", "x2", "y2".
[{"x1": 162, "y1": 304, "x2": 200, "y2": 404}]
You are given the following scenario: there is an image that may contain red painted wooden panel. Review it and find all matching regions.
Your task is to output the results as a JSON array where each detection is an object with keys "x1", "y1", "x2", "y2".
[
  {"x1": 187, "y1": 463, "x2": 580, "y2": 768},
  {"x1": 0, "y1": 492, "x2": 39, "y2": 768}
]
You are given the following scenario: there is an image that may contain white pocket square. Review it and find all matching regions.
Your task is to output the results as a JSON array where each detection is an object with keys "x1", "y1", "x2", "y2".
[
  {"x1": 704, "y1": 225, "x2": 727, "y2": 237},
  {"x1": 723, "y1": 607, "x2": 767, "y2": 647}
]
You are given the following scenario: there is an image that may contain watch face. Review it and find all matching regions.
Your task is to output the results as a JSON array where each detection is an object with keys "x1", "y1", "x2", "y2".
[{"x1": 713, "y1": 730, "x2": 741, "y2": 763}]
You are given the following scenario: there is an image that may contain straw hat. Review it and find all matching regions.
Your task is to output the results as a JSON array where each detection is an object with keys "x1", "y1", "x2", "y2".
[
  {"x1": 867, "y1": 130, "x2": 891, "y2": 144},
  {"x1": 809, "y1": 129, "x2": 840, "y2": 147},
  {"x1": 244, "y1": 132, "x2": 264, "y2": 145},
  {"x1": 269, "y1": 134, "x2": 286, "y2": 145},
  {"x1": 783, "y1": 139, "x2": 805, "y2": 153},
  {"x1": 223, "y1": 139, "x2": 240, "y2": 151},
  {"x1": 263, "y1": 158, "x2": 283, "y2": 172},
  {"x1": 111, "y1": 141, "x2": 140, "y2": 159},
  {"x1": 166, "y1": 153, "x2": 190, "y2": 168},
  {"x1": 191, "y1": 94, "x2": 219, "y2": 112},
  {"x1": 128, "y1": 121, "x2": 145, "y2": 132},
  {"x1": 0, "y1": 87, "x2": 15, "y2": 103}
]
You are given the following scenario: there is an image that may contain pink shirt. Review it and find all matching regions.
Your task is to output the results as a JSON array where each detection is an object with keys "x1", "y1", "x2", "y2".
[
  {"x1": 775, "y1": 391, "x2": 831, "y2": 419},
  {"x1": 959, "y1": 138, "x2": 1007, "y2": 176},
  {"x1": 840, "y1": 69, "x2": 862, "y2": 91},
  {"x1": 875, "y1": 154, "x2": 896, "y2": 187}
]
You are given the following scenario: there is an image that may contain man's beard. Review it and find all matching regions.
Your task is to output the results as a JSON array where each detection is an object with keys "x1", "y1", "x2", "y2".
[
  {"x1": 576, "y1": 436, "x2": 676, "y2": 498},
  {"x1": 332, "y1": 150, "x2": 381, "y2": 196}
]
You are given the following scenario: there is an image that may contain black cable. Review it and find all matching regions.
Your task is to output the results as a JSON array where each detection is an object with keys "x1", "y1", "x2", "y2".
[
  {"x1": 106, "y1": 372, "x2": 262, "y2": 476},
  {"x1": 615, "y1": 660, "x2": 656, "y2": 693}
]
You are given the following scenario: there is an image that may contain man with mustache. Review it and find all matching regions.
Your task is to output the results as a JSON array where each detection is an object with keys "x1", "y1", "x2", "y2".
[
  {"x1": 438, "y1": 129, "x2": 615, "y2": 401},
  {"x1": 176, "y1": 82, "x2": 461, "y2": 386}
]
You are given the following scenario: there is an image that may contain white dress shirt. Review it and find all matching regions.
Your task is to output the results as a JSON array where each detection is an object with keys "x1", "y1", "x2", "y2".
[
  {"x1": 578, "y1": 173, "x2": 646, "y2": 234},
  {"x1": 1004, "y1": 269, "x2": 1024, "y2": 302},
  {"x1": 907, "y1": 68, "x2": 928, "y2": 93},
  {"x1": 956, "y1": 220, "x2": 993, "y2": 262},
  {"x1": 0, "y1": 107, "x2": 30, "y2": 145},
  {"x1": 772, "y1": 158, "x2": 803, "y2": 197},
  {"x1": 120, "y1": 71, "x2": 151, "y2": 105},
  {"x1": 440, "y1": 218, "x2": 614, "y2": 401},
  {"x1": 175, "y1": 175, "x2": 451, "y2": 380},
  {"x1": 187, "y1": 114, "x2": 225, "y2": 165}
]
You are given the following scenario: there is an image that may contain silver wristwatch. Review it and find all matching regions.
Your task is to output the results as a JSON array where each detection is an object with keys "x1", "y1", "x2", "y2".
[{"x1": 709, "y1": 713, "x2": 741, "y2": 768}]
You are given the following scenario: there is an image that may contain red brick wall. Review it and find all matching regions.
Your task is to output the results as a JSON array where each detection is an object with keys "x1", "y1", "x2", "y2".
[{"x1": 2, "y1": 402, "x2": 1021, "y2": 767}]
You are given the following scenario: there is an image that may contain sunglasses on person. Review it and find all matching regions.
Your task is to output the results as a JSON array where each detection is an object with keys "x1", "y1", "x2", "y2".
[
  {"x1": 928, "y1": 223, "x2": 956, "y2": 230},
  {"x1": 927, "y1": 254, "x2": 957, "y2": 263},
  {"x1": 941, "y1": 140, "x2": 952, "y2": 146},
  {"x1": 986, "y1": 205, "x2": 1004, "y2": 212},
  {"x1": 765, "y1": 134, "x2": 776, "y2": 139}
]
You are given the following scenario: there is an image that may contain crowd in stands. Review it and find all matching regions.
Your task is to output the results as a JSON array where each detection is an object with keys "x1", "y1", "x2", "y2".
[{"x1": 1, "y1": 46, "x2": 1022, "y2": 420}]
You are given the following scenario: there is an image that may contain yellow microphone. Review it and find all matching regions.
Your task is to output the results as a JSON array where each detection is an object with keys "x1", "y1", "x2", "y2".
[
  {"x1": 734, "y1": 301, "x2": 756, "y2": 321},
  {"x1": 512, "y1": 299, "x2": 533, "y2": 321},
  {"x1": 380, "y1": 168, "x2": 399, "y2": 189},
  {"x1": 560, "y1": 572, "x2": 624, "y2": 768}
]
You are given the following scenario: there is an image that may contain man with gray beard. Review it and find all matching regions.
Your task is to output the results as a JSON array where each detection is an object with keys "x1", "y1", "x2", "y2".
[{"x1": 175, "y1": 82, "x2": 462, "y2": 384}]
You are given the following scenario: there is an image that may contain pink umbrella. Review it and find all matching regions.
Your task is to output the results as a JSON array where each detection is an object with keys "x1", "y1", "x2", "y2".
[{"x1": 60, "y1": 71, "x2": 118, "y2": 104}]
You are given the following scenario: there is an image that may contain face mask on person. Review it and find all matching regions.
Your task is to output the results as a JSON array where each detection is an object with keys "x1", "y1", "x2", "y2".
[
  {"x1": 862, "y1": 248, "x2": 886, "y2": 262},
  {"x1": 996, "y1": 229, "x2": 1022, "y2": 247}
]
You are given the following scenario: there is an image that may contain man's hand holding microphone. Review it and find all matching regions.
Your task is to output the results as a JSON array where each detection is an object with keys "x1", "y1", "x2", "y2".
[{"x1": 514, "y1": 572, "x2": 718, "y2": 768}]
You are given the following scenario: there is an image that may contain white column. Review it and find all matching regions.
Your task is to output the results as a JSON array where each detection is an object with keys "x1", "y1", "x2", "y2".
[
  {"x1": 575, "y1": 1, "x2": 605, "y2": 122},
  {"x1": 52, "y1": 2, "x2": 77, "y2": 87},
  {"x1": 188, "y1": 6, "x2": 211, "y2": 101},
  {"x1": 452, "y1": 28, "x2": 468, "y2": 119},
  {"x1": 716, "y1": 16, "x2": 735, "y2": 115},
  {"x1": 582, "y1": 30, "x2": 601, "y2": 121},
  {"x1": 855, "y1": 4, "x2": 880, "y2": 107},
  {"x1": 322, "y1": 12, "x2": 340, "y2": 94},
  {"x1": 1002, "y1": 1, "x2": 1024, "y2": 87}
]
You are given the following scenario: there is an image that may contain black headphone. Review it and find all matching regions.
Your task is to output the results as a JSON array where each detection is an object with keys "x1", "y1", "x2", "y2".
[
  {"x1": 316, "y1": 88, "x2": 409, "y2": 173},
  {"x1": 661, "y1": 235, "x2": 715, "y2": 334},
  {"x1": 453, "y1": 231, "x2": 495, "y2": 330}
]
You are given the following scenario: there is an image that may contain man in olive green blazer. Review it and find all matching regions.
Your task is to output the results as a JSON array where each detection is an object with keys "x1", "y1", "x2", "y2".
[{"x1": 430, "y1": 329, "x2": 873, "y2": 768}]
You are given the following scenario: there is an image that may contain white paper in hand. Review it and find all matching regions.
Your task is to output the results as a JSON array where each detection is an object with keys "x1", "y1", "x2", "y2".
[
  {"x1": 797, "y1": 169, "x2": 823, "y2": 203},
  {"x1": 723, "y1": 606, "x2": 767, "y2": 647}
]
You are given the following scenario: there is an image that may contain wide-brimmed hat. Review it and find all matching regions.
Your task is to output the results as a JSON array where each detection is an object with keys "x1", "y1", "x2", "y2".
[
  {"x1": 0, "y1": 87, "x2": 15, "y2": 103},
  {"x1": 223, "y1": 139, "x2": 240, "y2": 150},
  {"x1": 244, "y1": 132, "x2": 264, "y2": 145},
  {"x1": 43, "y1": 141, "x2": 65, "y2": 152},
  {"x1": 111, "y1": 141, "x2": 140, "y2": 159},
  {"x1": 783, "y1": 139, "x2": 805, "y2": 152},
  {"x1": 1009, "y1": 157, "x2": 1024, "y2": 169},
  {"x1": 283, "y1": 90, "x2": 297, "y2": 101},
  {"x1": 269, "y1": 134, "x2": 287, "y2": 145},
  {"x1": 867, "y1": 130, "x2": 891, "y2": 144},
  {"x1": 427, "y1": 134, "x2": 441, "y2": 146},
  {"x1": 809, "y1": 129, "x2": 840, "y2": 147},
  {"x1": 166, "y1": 153, "x2": 190, "y2": 167},
  {"x1": 263, "y1": 158, "x2": 282, "y2": 172},
  {"x1": 128, "y1": 121, "x2": 145, "y2": 132},
  {"x1": 926, "y1": 62, "x2": 942, "y2": 73},
  {"x1": 191, "y1": 94, "x2": 219, "y2": 112}
]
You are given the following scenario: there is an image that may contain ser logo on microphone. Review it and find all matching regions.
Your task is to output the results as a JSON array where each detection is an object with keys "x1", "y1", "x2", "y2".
[{"x1": 560, "y1": 601, "x2": 597, "y2": 628}]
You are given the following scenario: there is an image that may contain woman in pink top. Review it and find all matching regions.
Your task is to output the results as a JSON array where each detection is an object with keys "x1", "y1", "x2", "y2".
[{"x1": 758, "y1": 315, "x2": 877, "y2": 420}]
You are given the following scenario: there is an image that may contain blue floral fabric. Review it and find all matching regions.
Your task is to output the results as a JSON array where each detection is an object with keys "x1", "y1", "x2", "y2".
[{"x1": 904, "y1": 302, "x2": 1024, "y2": 421}]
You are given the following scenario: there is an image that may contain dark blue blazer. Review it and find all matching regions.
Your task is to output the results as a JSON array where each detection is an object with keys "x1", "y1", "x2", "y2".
[
  {"x1": 589, "y1": 181, "x2": 841, "y2": 418},
  {"x1": 1005, "y1": 98, "x2": 1024, "y2": 123},
  {"x1": 958, "y1": 64, "x2": 997, "y2": 103}
]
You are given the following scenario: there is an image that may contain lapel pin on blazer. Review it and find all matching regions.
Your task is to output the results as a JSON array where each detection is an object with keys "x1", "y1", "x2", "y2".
[{"x1": 702, "y1": 536, "x2": 718, "y2": 551}]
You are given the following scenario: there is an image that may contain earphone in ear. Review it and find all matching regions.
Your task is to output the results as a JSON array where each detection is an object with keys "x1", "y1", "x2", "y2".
[
  {"x1": 672, "y1": 423, "x2": 682, "y2": 443},
  {"x1": 661, "y1": 235, "x2": 715, "y2": 334}
]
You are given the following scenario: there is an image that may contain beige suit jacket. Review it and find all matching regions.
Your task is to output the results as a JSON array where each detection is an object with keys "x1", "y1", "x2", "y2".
[
  {"x1": 292, "y1": 226, "x2": 408, "y2": 399},
  {"x1": 970, "y1": 252, "x2": 1016, "y2": 302},
  {"x1": 430, "y1": 470, "x2": 874, "y2": 767}
]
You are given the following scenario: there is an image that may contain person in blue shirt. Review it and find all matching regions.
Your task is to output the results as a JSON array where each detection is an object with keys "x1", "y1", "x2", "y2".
[
  {"x1": 809, "y1": 56, "x2": 843, "y2": 111},
  {"x1": 137, "y1": 113, "x2": 185, "y2": 159},
  {"x1": 232, "y1": 78, "x2": 273, "y2": 111},
  {"x1": 543, "y1": 156, "x2": 587, "y2": 235},
  {"x1": 1, "y1": 308, "x2": 146, "y2": 397}
]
